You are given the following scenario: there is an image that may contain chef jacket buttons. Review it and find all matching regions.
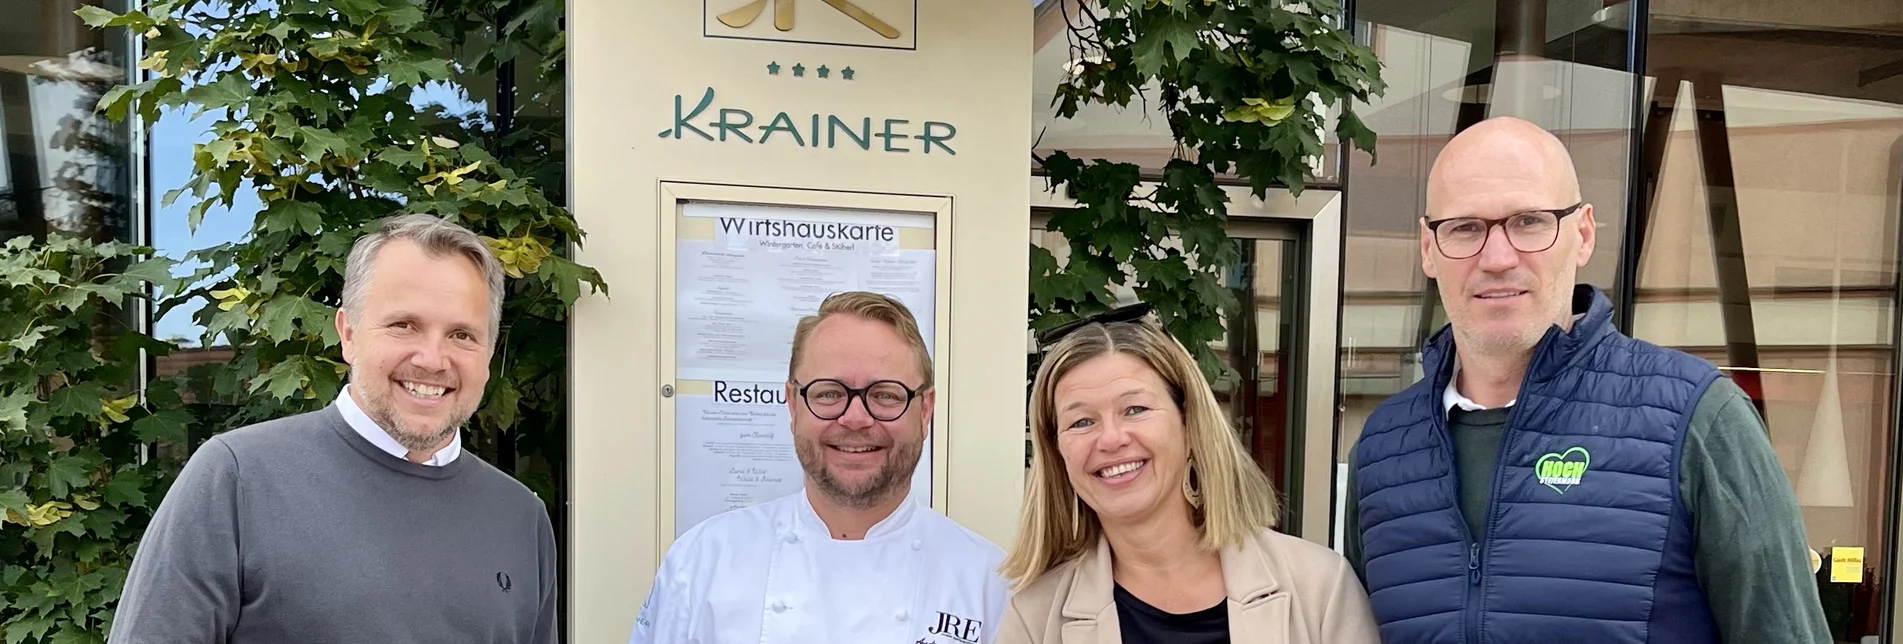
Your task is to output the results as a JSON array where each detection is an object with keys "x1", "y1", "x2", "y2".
[
  {"x1": 771, "y1": 600, "x2": 788, "y2": 613},
  {"x1": 784, "y1": 532, "x2": 799, "y2": 544},
  {"x1": 911, "y1": 539, "x2": 923, "y2": 551},
  {"x1": 896, "y1": 610, "x2": 909, "y2": 622}
]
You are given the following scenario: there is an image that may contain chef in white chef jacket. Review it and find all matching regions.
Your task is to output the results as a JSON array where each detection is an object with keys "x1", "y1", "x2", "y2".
[{"x1": 630, "y1": 291, "x2": 1010, "y2": 644}]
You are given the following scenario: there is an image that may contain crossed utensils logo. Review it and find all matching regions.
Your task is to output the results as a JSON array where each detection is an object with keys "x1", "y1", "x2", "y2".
[{"x1": 716, "y1": 0, "x2": 902, "y2": 39}]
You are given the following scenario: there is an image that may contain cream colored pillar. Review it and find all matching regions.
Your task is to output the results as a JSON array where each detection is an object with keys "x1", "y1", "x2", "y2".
[{"x1": 566, "y1": 0, "x2": 1032, "y2": 640}]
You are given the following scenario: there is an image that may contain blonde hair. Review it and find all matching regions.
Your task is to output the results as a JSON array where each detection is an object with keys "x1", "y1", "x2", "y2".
[
  {"x1": 999, "y1": 316, "x2": 1280, "y2": 589},
  {"x1": 788, "y1": 291, "x2": 933, "y2": 387}
]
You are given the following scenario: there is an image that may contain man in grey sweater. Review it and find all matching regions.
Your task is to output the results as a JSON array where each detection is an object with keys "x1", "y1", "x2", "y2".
[{"x1": 108, "y1": 214, "x2": 559, "y2": 644}]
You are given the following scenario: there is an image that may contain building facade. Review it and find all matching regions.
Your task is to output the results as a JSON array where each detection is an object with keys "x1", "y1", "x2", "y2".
[{"x1": 6, "y1": 0, "x2": 1901, "y2": 640}]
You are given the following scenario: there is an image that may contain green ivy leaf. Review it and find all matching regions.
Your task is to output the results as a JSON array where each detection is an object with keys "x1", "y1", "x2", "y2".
[
  {"x1": 201, "y1": 303, "x2": 252, "y2": 342},
  {"x1": 380, "y1": 3, "x2": 427, "y2": 28},
  {"x1": 185, "y1": 73, "x2": 253, "y2": 113},
  {"x1": 0, "y1": 488, "x2": 30, "y2": 519},
  {"x1": 75, "y1": 540, "x2": 109, "y2": 564},
  {"x1": 308, "y1": 357, "x2": 346, "y2": 402},
  {"x1": 536, "y1": 255, "x2": 609, "y2": 307},
  {"x1": 49, "y1": 620, "x2": 100, "y2": 644},
  {"x1": 73, "y1": 5, "x2": 121, "y2": 28},
  {"x1": 107, "y1": 257, "x2": 179, "y2": 293},
  {"x1": 203, "y1": 141, "x2": 240, "y2": 170},
  {"x1": 144, "y1": 378, "x2": 185, "y2": 409},
  {"x1": 1337, "y1": 108, "x2": 1377, "y2": 159},
  {"x1": 1131, "y1": 14, "x2": 1199, "y2": 77},
  {"x1": 301, "y1": 298, "x2": 342, "y2": 347},
  {"x1": 250, "y1": 356, "x2": 315, "y2": 400},
  {"x1": 47, "y1": 383, "x2": 109, "y2": 419},
  {"x1": 261, "y1": 200, "x2": 324, "y2": 236},
  {"x1": 381, "y1": 57, "x2": 451, "y2": 87},
  {"x1": 2, "y1": 266, "x2": 61, "y2": 288},
  {"x1": 379, "y1": 145, "x2": 426, "y2": 169},
  {"x1": 43, "y1": 456, "x2": 92, "y2": 499},
  {"x1": 5, "y1": 614, "x2": 55, "y2": 644},
  {"x1": 185, "y1": 199, "x2": 216, "y2": 233},
  {"x1": 256, "y1": 297, "x2": 300, "y2": 342},
  {"x1": 95, "y1": 84, "x2": 138, "y2": 123},
  {"x1": 477, "y1": 372, "x2": 522, "y2": 431},
  {"x1": 298, "y1": 127, "x2": 348, "y2": 161},
  {"x1": 7, "y1": 326, "x2": 59, "y2": 353},
  {"x1": 132, "y1": 410, "x2": 192, "y2": 445},
  {"x1": 51, "y1": 283, "x2": 121, "y2": 312},
  {"x1": 79, "y1": 506, "x2": 126, "y2": 541}
]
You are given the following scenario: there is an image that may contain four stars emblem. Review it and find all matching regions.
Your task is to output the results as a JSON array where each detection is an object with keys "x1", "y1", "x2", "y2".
[{"x1": 766, "y1": 61, "x2": 856, "y2": 81}]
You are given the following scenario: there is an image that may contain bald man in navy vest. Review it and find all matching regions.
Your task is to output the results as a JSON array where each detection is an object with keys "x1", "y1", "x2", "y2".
[{"x1": 1342, "y1": 117, "x2": 1829, "y2": 644}]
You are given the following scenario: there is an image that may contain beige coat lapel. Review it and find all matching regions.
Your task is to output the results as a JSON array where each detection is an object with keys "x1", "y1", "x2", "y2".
[
  {"x1": 1056, "y1": 538, "x2": 1122, "y2": 644},
  {"x1": 1220, "y1": 535, "x2": 1293, "y2": 640}
]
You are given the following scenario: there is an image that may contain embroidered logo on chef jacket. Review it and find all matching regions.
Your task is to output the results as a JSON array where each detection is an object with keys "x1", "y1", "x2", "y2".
[
  {"x1": 635, "y1": 591, "x2": 654, "y2": 629},
  {"x1": 924, "y1": 610, "x2": 984, "y2": 644}
]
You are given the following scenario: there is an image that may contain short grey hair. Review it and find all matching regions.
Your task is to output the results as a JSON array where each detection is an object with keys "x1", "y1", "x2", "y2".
[{"x1": 340, "y1": 213, "x2": 506, "y2": 341}]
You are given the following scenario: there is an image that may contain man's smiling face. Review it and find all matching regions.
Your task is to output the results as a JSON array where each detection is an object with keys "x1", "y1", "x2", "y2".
[{"x1": 336, "y1": 239, "x2": 493, "y2": 457}]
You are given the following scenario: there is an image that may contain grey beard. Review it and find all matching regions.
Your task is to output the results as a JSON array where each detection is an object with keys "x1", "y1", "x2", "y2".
[
  {"x1": 353, "y1": 372, "x2": 467, "y2": 455},
  {"x1": 370, "y1": 405, "x2": 460, "y2": 454},
  {"x1": 797, "y1": 436, "x2": 922, "y2": 510}
]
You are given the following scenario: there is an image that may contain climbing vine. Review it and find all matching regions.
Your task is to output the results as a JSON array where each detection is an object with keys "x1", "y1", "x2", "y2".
[
  {"x1": 1031, "y1": 0, "x2": 1383, "y2": 381},
  {"x1": 0, "y1": 237, "x2": 184, "y2": 643}
]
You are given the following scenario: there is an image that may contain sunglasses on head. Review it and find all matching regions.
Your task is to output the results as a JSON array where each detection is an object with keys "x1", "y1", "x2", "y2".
[{"x1": 1034, "y1": 302, "x2": 1154, "y2": 351}]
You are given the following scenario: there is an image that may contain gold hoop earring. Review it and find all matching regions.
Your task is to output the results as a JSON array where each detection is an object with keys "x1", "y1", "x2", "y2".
[
  {"x1": 1068, "y1": 493, "x2": 1083, "y2": 536},
  {"x1": 1183, "y1": 458, "x2": 1203, "y2": 509}
]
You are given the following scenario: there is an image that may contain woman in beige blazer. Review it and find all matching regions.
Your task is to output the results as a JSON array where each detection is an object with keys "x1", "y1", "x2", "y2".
[{"x1": 997, "y1": 307, "x2": 1379, "y2": 644}]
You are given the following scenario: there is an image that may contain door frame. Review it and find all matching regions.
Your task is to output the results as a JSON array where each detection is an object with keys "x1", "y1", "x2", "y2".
[{"x1": 1027, "y1": 178, "x2": 1344, "y2": 547}]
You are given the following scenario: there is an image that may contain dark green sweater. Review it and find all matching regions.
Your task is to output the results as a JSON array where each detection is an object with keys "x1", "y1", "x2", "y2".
[{"x1": 1343, "y1": 377, "x2": 1832, "y2": 644}]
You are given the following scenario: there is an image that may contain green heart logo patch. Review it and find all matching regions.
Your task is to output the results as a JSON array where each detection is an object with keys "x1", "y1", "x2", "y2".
[{"x1": 1535, "y1": 447, "x2": 1592, "y2": 494}]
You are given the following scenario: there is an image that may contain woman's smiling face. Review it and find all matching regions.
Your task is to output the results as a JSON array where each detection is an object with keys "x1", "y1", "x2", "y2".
[{"x1": 1051, "y1": 352, "x2": 1191, "y2": 528}]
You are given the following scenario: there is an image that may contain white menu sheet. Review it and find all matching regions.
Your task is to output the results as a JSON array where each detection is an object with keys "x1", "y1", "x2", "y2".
[{"x1": 673, "y1": 201, "x2": 936, "y2": 538}]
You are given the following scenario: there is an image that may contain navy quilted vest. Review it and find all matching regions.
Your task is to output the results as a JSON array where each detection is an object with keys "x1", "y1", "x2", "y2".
[{"x1": 1353, "y1": 285, "x2": 1721, "y2": 643}]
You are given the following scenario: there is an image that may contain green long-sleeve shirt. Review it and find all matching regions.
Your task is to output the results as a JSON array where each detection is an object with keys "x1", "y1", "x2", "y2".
[{"x1": 1342, "y1": 376, "x2": 1832, "y2": 644}]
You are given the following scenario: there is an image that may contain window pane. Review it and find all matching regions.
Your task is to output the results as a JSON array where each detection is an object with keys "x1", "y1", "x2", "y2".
[
  {"x1": 0, "y1": 0, "x2": 134, "y2": 244},
  {"x1": 1337, "y1": 1, "x2": 1638, "y2": 474},
  {"x1": 1633, "y1": 7, "x2": 1903, "y2": 639}
]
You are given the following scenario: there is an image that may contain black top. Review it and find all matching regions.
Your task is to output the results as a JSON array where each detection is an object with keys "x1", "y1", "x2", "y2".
[{"x1": 1112, "y1": 583, "x2": 1229, "y2": 644}]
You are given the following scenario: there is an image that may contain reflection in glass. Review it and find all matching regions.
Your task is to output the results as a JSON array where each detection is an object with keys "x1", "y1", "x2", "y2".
[
  {"x1": 1212, "y1": 236, "x2": 1302, "y2": 530},
  {"x1": 0, "y1": 0, "x2": 133, "y2": 244},
  {"x1": 1632, "y1": 9, "x2": 1903, "y2": 640}
]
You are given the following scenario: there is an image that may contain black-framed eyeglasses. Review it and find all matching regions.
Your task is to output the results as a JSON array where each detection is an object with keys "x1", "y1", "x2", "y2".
[
  {"x1": 793, "y1": 378, "x2": 925, "y2": 421},
  {"x1": 1035, "y1": 302, "x2": 1154, "y2": 351},
  {"x1": 1423, "y1": 202, "x2": 1585, "y2": 260}
]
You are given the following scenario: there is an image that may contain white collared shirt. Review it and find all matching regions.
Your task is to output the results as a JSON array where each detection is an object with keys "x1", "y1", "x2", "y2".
[
  {"x1": 1443, "y1": 358, "x2": 1515, "y2": 413},
  {"x1": 335, "y1": 384, "x2": 462, "y2": 466}
]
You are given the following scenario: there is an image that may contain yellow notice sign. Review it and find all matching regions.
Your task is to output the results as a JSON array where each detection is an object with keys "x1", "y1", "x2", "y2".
[{"x1": 1831, "y1": 547, "x2": 1865, "y2": 583}]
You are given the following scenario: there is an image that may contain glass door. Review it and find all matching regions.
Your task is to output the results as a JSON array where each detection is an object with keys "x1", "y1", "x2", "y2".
[{"x1": 1209, "y1": 221, "x2": 1306, "y2": 531}]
